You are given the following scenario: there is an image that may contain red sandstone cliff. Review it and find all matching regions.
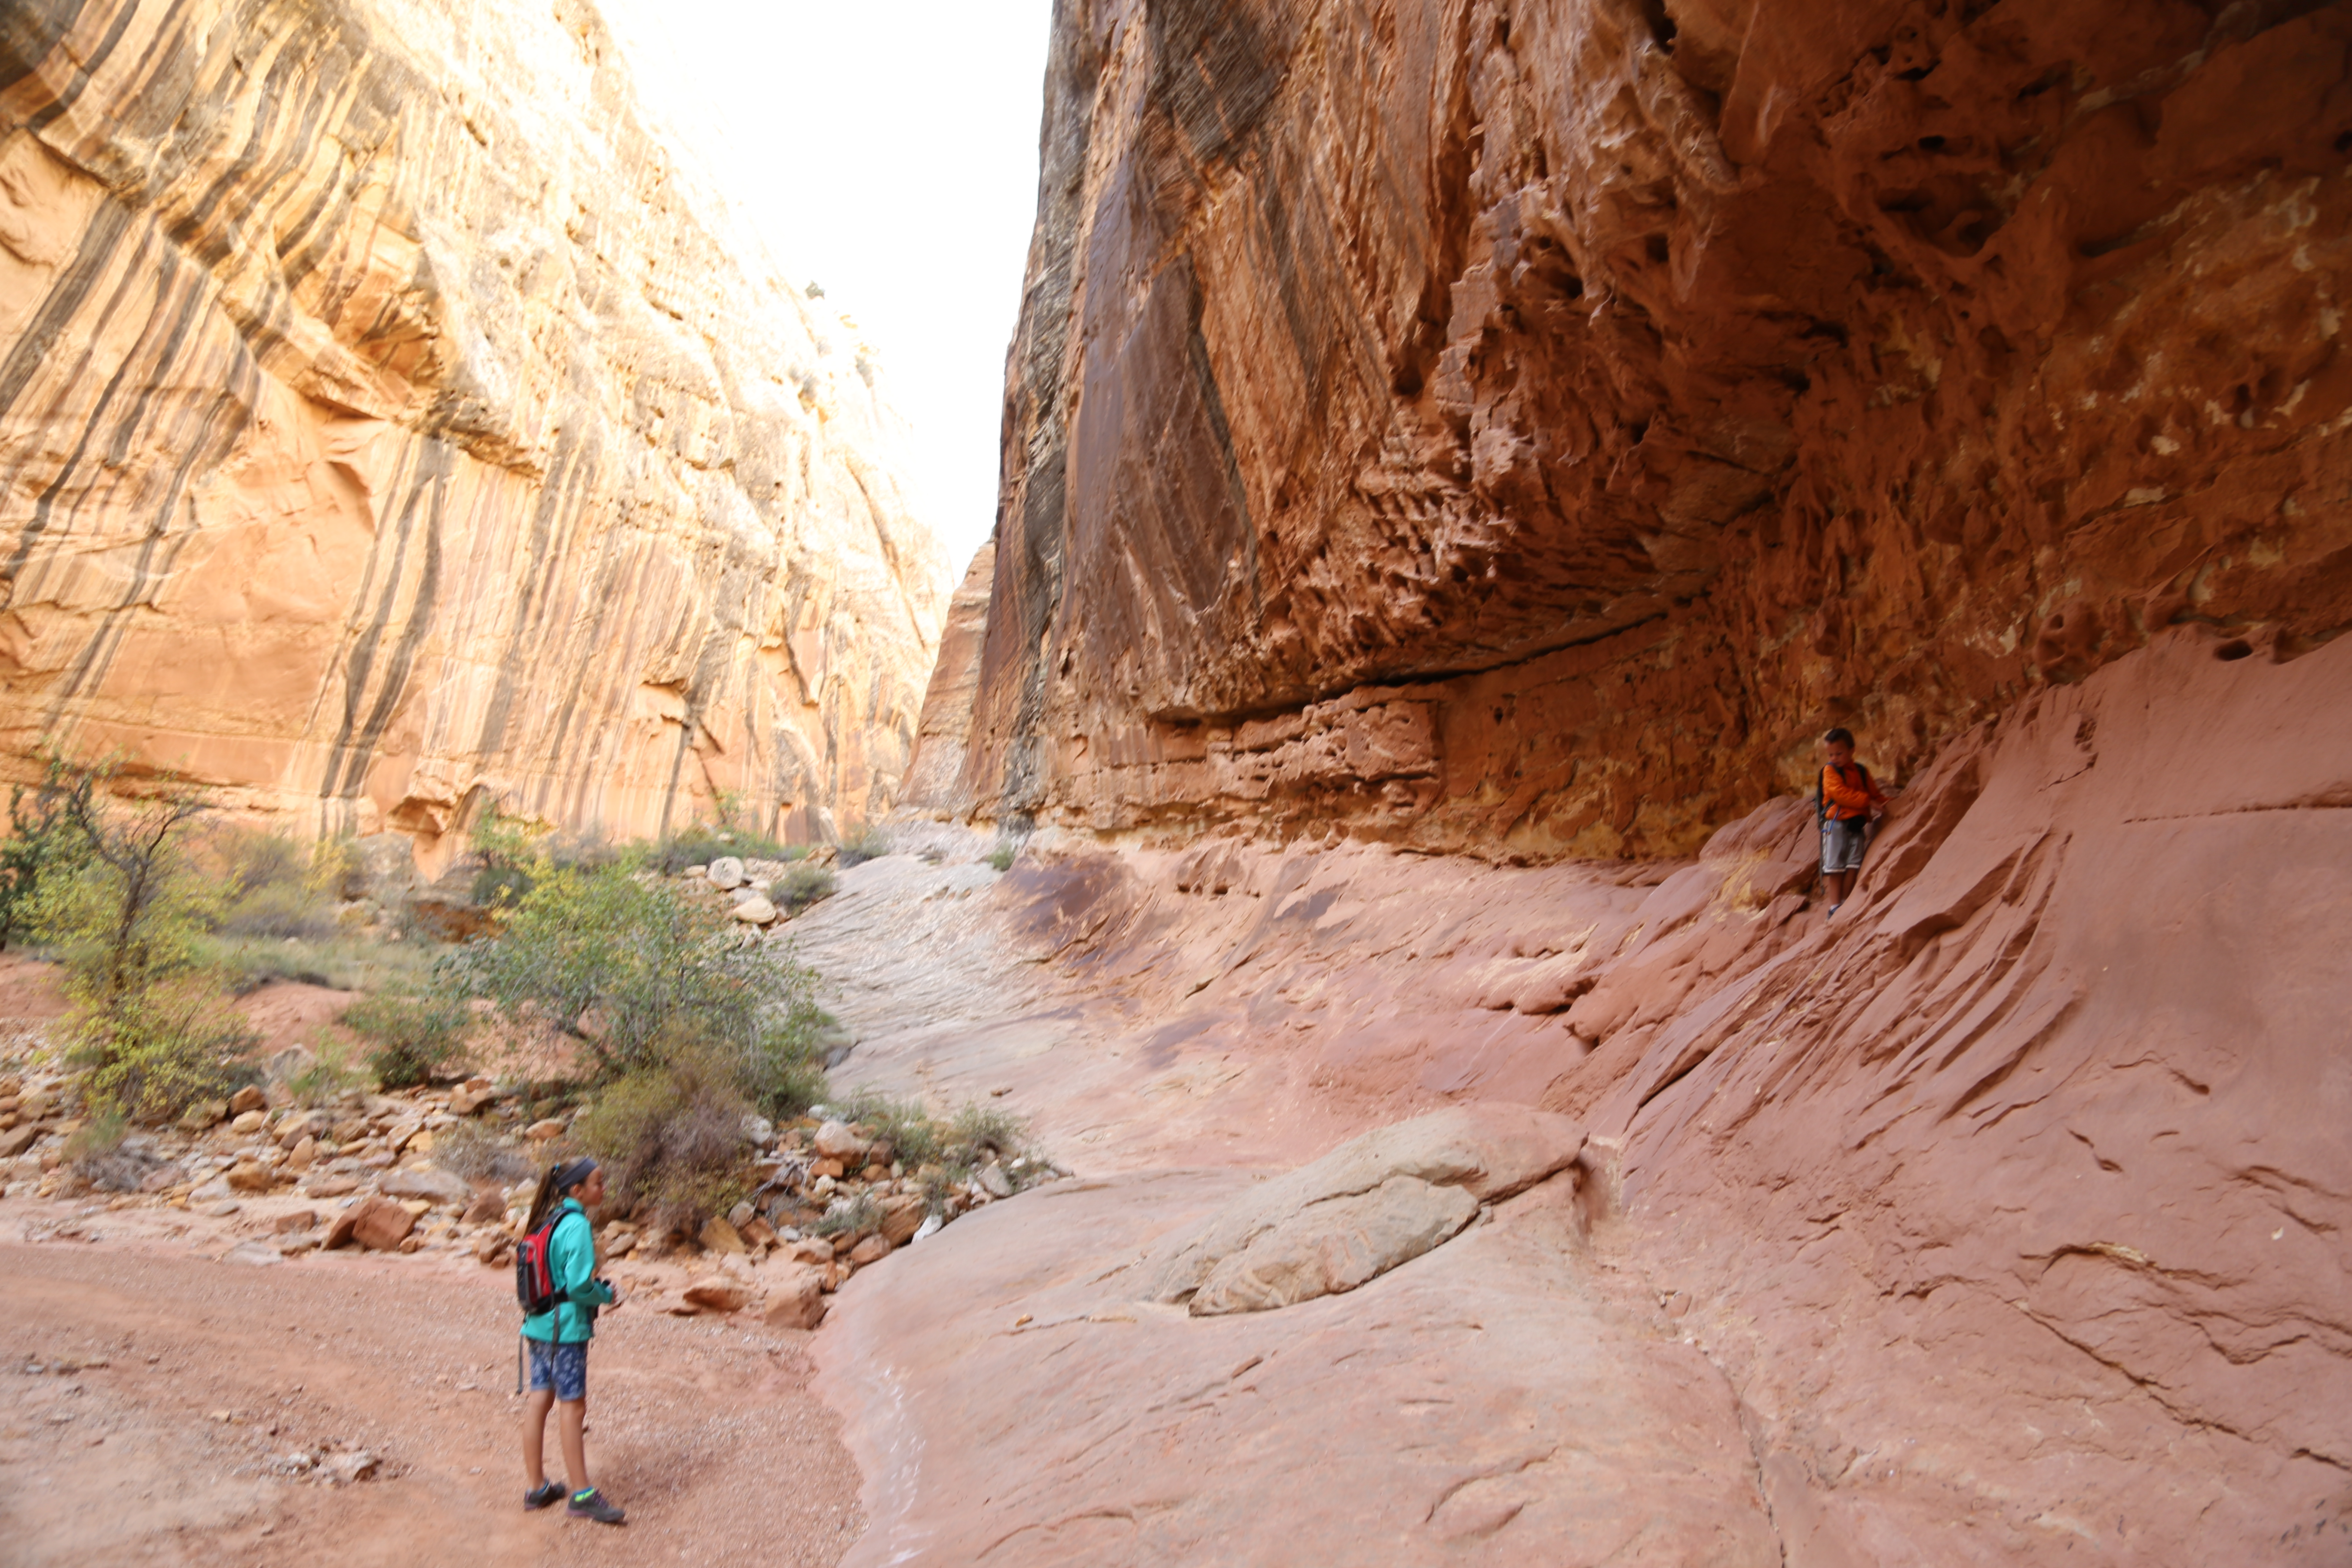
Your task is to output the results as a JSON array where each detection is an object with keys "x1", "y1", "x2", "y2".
[
  {"x1": 851, "y1": 3, "x2": 2352, "y2": 1562},
  {"x1": 0, "y1": 0, "x2": 950, "y2": 860},
  {"x1": 915, "y1": 0, "x2": 2352, "y2": 858}
]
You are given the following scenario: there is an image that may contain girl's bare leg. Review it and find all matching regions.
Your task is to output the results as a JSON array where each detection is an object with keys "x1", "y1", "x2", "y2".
[
  {"x1": 522, "y1": 1388, "x2": 555, "y2": 1486},
  {"x1": 558, "y1": 1396, "x2": 590, "y2": 1494}
]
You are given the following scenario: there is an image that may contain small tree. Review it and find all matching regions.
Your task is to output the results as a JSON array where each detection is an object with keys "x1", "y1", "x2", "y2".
[
  {"x1": 443, "y1": 860, "x2": 802, "y2": 1078},
  {"x1": 23, "y1": 757, "x2": 253, "y2": 1121},
  {"x1": 32, "y1": 772, "x2": 219, "y2": 1016},
  {"x1": 0, "y1": 749, "x2": 101, "y2": 947}
]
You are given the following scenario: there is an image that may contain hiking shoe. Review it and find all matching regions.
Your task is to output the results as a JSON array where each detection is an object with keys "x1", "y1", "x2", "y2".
[
  {"x1": 567, "y1": 1488, "x2": 626, "y2": 1525},
  {"x1": 524, "y1": 1481, "x2": 565, "y2": 1510}
]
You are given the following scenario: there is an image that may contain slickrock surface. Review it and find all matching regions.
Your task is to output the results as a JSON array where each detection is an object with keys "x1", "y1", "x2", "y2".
[
  {"x1": 917, "y1": 0, "x2": 2352, "y2": 857},
  {"x1": 811, "y1": 627, "x2": 2352, "y2": 1564},
  {"x1": 0, "y1": 0, "x2": 948, "y2": 856}
]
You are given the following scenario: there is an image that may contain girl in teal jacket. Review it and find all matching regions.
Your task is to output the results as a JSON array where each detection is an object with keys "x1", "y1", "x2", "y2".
[{"x1": 519, "y1": 1158, "x2": 625, "y2": 1524}]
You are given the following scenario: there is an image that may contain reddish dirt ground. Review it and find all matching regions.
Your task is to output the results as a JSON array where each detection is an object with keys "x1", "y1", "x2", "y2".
[{"x1": 0, "y1": 1229, "x2": 862, "y2": 1566}]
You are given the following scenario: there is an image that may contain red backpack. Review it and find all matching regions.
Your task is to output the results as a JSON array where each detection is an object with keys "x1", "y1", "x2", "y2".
[{"x1": 514, "y1": 1212, "x2": 567, "y2": 1317}]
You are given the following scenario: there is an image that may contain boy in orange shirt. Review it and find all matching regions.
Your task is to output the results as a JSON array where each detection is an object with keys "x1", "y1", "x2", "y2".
[{"x1": 1817, "y1": 726, "x2": 1887, "y2": 917}]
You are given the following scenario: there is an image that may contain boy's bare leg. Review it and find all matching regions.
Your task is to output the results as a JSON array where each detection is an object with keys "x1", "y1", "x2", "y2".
[
  {"x1": 1824, "y1": 870, "x2": 1850, "y2": 907},
  {"x1": 558, "y1": 1397, "x2": 590, "y2": 1494},
  {"x1": 522, "y1": 1387, "x2": 554, "y2": 1485}
]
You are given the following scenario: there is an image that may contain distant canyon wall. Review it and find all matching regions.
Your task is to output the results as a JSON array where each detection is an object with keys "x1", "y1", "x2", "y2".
[
  {"x1": 0, "y1": 0, "x2": 949, "y2": 862},
  {"x1": 918, "y1": 0, "x2": 2352, "y2": 857}
]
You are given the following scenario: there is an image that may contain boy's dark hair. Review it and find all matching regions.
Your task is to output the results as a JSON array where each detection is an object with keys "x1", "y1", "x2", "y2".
[{"x1": 1822, "y1": 727, "x2": 1855, "y2": 747}]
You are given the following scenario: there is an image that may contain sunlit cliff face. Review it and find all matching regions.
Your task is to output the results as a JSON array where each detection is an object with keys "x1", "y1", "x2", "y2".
[
  {"x1": 918, "y1": 0, "x2": 2352, "y2": 859},
  {"x1": 0, "y1": 0, "x2": 948, "y2": 862}
]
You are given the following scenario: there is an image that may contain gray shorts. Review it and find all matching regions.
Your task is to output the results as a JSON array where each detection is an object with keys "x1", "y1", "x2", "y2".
[{"x1": 1821, "y1": 817, "x2": 1869, "y2": 875}]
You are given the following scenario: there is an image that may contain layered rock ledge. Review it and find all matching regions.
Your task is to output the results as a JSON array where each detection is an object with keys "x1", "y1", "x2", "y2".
[{"x1": 916, "y1": 0, "x2": 2352, "y2": 857}]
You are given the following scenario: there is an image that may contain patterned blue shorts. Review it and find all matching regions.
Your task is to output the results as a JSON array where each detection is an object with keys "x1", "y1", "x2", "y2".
[{"x1": 525, "y1": 1337, "x2": 588, "y2": 1402}]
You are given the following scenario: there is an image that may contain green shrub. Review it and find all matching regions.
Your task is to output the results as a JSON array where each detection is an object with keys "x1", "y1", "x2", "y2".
[
  {"x1": 776, "y1": 862, "x2": 836, "y2": 914},
  {"x1": 0, "y1": 750, "x2": 100, "y2": 948},
  {"x1": 71, "y1": 973, "x2": 260, "y2": 1122},
  {"x1": 282, "y1": 1035, "x2": 371, "y2": 1106},
  {"x1": 986, "y1": 844, "x2": 1016, "y2": 873},
  {"x1": 835, "y1": 1088, "x2": 943, "y2": 1167},
  {"x1": 572, "y1": 1043, "x2": 756, "y2": 1229},
  {"x1": 812, "y1": 1191, "x2": 881, "y2": 1238},
  {"x1": 646, "y1": 825, "x2": 801, "y2": 876},
  {"x1": 948, "y1": 1101, "x2": 1028, "y2": 1160},
  {"x1": 342, "y1": 985, "x2": 471, "y2": 1087},
  {"x1": 742, "y1": 1012, "x2": 830, "y2": 1120},
  {"x1": 469, "y1": 805, "x2": 545, "y2": 907},
  {"x1": 837, "y1": 823, "x2": 890, "y2": 867},
  {"x1": 444, "y1": 861, "x2": 801, "y2": 1078},
  {"x1": 211, "y1": 830, "x2": 342, "y2": 940}
]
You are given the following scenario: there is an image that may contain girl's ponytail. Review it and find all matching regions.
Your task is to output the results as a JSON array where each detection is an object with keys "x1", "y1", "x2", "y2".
[{"x1": 523, "y1": 1162, "x2": 564, "y2": 1236}]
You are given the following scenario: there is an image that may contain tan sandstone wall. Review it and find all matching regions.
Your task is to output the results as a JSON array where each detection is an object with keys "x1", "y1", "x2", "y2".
[
  {"x1": 0, "y1": 0, "x2": 950, "y2": 864},
  {"x1": 916, "y1": 0, "x2": 2352, "y2": 858}
]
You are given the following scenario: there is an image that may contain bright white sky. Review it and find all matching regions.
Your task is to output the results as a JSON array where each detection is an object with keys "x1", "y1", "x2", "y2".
[{"x1": 597, "y1": 0, "x2": 1055, "y2": 578}]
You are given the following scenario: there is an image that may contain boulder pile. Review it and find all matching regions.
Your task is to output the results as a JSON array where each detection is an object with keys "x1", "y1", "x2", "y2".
[{"x1": 0, "y1": 1061, "x2": 1063, "y2": 1329}]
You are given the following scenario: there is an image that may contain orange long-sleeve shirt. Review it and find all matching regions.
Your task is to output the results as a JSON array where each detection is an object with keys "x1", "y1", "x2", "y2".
[{"x1": 1821, "y1": 762, "x2": 1886, "y2": 821}]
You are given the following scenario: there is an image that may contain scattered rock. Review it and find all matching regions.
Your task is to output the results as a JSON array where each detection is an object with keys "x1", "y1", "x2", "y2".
[
  {"x1": 707, "y1": 856, "x2": 747, "y2": 890},
  {"x1": 230, "y1": 1110, "x2": 268, "y2": 1136},
  {"x1": 0, "y1": 1126, "x2": 37, "y2": 1159},
  {"x1": 810, "y1": 1158, "x2": 846, "y2": 1181},
  {"x1": 224, "y1": 1162, "x2": 274, "y2": 1193},
  {"x1": 813, "y1": 1121, "x2": 865, "y2": 1162},
  {"x1": 761, "y1": 1265, "x2": 828, "y2": 1330},
  {"x1": 523, "y1": 1119, "x2": 567, "y2": 1141},
  {"x1": 379, "y1": 1167, "x2": 471, "y2": 1207},
  {"x1": 847, "y1": 1233, "x2": 893, "y2": 1266},
  {"x1": 229, "y1": 1086, "x2": 268, "y2": 1115},
  {"x1": 700, "y1": 1215, "x2": 747, "y2": 1255},
  {"x1": 977, "y1": 1164, "x2": 1014, "y2": 1199},
  {"x1": 680, "y1": 1279, "x2": 750, "y2": 1314},
  {"x1": 325, "y1": 1197, "x2": 416, "y2": 1252},
  {"x1": 224, "y1": 1242, "x2": 283, "y2": 1267},
  {"x1": 731, "y1": 896, "x2": 778, "y2": 924},
  {"x1": 447, "y1": 1080, "x2": 496, "y2": 1116},
  {"x1": 301, "y1": 1175, "x2": 360, "y2": 1199},
  {"x1": 178, "y1": 1100, "x2": 227, "y2": 1133},
  {"x1": 284, "y1": 1137, "x2": 316, "y2": 1172},
  {"x1": 272, "y1": 1209, "x2": 318, "y2": 1234},
  {"x1": 194, "y1": 1200, "x2": 242, "y2": 1218},
  {"x1": 741, "y1": 1216, "x2": 778, "y2": 1248},
  {"x1": 879, "y1": 1194, "x2": 928, "y2": 1246},
  {"x1": 317, "y1": 1450, "x2": 378, "y2": 1485},
  {"x1": 461, "y1": 1190, "x2": 506, "y2": 1225}
]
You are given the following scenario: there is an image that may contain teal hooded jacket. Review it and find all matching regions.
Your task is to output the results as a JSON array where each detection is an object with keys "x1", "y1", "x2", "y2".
[{"x1": 521, "y1": 1197, "x2": 614, "y2": 1344}]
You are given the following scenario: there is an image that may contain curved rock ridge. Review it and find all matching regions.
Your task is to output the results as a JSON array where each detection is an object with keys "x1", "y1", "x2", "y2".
[
  {"x1": 0, "y1": 0, "x2": 949, "y2": 857},
  {"x1": 1142, "y1": 1102, "x2": 1583, "y2": 1313},
  {"x1": 913, "y1": 0, "x2": 2352, "y2": 857}
]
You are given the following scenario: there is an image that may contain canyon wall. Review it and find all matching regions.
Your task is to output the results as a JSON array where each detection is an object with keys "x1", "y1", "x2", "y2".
[
  {"x1": 917, "y1": 0, "x2": 2352, "y2": 858},
  {"x1": 0, "y1": 0, "x2": 950, "y2": 862}
]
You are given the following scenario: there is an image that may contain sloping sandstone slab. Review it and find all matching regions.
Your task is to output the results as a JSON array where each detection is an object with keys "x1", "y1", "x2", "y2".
[{"x1": 815, "y1": 1167, "x2": 1776, "y2": 1568}]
